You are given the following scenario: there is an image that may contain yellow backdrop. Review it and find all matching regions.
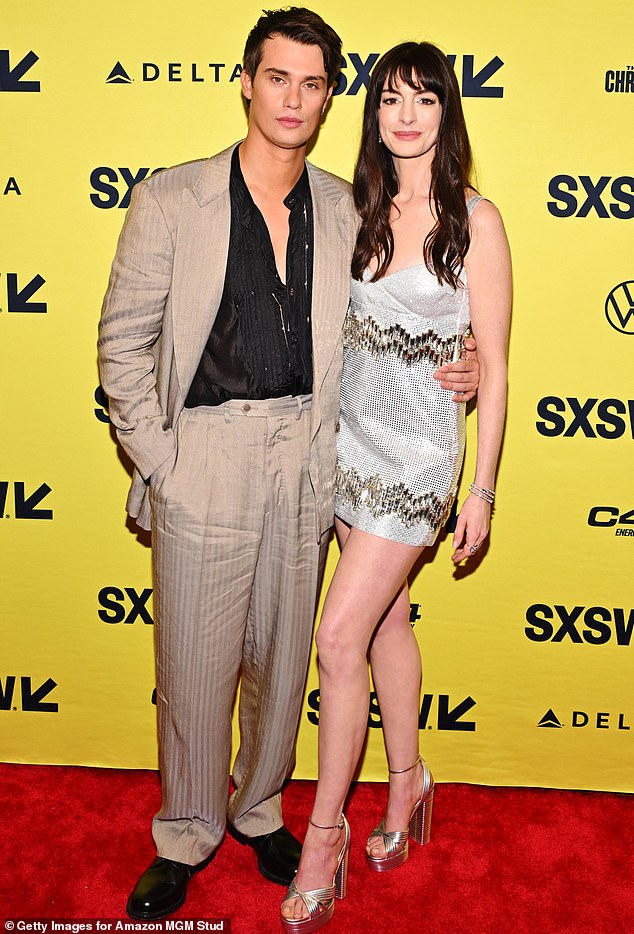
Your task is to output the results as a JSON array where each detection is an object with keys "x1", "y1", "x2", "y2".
[{"x1": 2, "y1": 0, "x2": 632, "y2": 792}]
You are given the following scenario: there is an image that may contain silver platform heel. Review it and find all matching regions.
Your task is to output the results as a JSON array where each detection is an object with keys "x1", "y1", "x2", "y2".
[
  {"x1": 366, "y1": 755, "x2": 434, "y2": 871},
  {"x1": 281, "y1": 814, "x2": 350, "y2": 932}
]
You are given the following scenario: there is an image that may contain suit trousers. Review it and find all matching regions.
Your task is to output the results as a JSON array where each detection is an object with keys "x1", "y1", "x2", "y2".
[{"x1": 149, "y1": 395, "x2": 329, "y2": 865}]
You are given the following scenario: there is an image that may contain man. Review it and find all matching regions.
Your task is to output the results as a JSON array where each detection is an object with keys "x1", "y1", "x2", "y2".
[{"x1": 98, "y1": 8, "x2": 477, "y2": 920}]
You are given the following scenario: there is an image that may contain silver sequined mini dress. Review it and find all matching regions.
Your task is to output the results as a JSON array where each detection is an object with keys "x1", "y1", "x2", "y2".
[{"x1": 335, "y1": 195, "x2": 482, "y2": 546}]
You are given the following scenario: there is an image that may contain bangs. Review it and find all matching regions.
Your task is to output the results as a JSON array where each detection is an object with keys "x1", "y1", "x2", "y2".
[{"x1": 377, "y1": 46, "x2": 447, "y2": 103}]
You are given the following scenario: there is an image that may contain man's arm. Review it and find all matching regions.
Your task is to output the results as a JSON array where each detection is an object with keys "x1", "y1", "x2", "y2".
[
  {"x1": 97, "y1": 181, "x2": 176, "y2": 481},
  {"x1": 433, "y1": 335, "x2": 479, "y2": 402}
]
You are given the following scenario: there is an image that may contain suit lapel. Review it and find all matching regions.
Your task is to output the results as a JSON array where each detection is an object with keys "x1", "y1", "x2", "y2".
[
  {"x1": 309, "y1": 165, "x2": 353, "y2": 394},
  {"x1": 171, "y1": 146, "x2": 236, "y2": 406}
]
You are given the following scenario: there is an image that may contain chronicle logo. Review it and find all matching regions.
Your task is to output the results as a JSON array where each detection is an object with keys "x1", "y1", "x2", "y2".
[
  {"x1": 0, "y1": 50, "x2": 40, "y2": 92},
  {"x1": 0, "y1": 676, "x2": 58, "y2": 712},
  {"x1": 538, "y1": 707, "x2": 630, "y2": 731},
  {"x1": 588, "y1": 506, "x2": 634, "y2": 537},
  {"x1": 547, "y1": 175, "x2": 634, "y2": 219},
  {"x1": 605, "y1": 281, "x2": 634, "y2": 335},
  {"x1": 535, "y1": 396, "x2": 634, "y2": 439},
  {"x1": 605, "y1": 65, "x2": 634, "y2": 93},
  {"x1": 1, "y1": 273, "x2": 46, "y2": 313},
  {"x1": 307, "y1": 690, "x2": 476, "y2": 731},
  {"x1": 525, "y1": 604, "x2": 634, "y2": 646}
]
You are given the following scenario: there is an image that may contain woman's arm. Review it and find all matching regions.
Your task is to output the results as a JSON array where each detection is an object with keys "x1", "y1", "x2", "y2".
[{"x1": 451, "y1": 199, "x2": 512, "y2": 564}]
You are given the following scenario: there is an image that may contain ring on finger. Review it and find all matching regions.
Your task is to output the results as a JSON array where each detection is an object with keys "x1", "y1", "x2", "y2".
[{"x1": 469, "y1": 543, "x2": 480, "y2": 555}]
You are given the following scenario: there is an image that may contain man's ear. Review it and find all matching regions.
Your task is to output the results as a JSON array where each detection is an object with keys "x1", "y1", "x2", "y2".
[{"x1": 240, "y1": 69, "x2": 253, "y2": 102}]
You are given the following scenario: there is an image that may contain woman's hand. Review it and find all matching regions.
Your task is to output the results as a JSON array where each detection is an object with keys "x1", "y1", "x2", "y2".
[{"x1": 451, "y1": 493, "x2": 491, "y2": 564}]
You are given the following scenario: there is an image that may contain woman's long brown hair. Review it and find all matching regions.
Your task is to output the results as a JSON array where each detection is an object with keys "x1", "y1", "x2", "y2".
[{"x1": 351, "y1": 42, "x2": 474, "y2": 289}]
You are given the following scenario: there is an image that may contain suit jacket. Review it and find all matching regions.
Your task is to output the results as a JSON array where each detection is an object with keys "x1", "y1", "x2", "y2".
[{"x1": 98, "y1": 143, "x2": 356, "y2": 535}]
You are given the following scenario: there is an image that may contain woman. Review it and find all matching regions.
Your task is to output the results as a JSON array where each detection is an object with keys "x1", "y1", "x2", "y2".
[{"x1": 281, "y1": 41, "x2": 511, "y2": 932}]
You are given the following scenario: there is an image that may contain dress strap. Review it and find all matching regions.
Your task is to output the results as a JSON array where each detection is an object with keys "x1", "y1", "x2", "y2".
[{"x1": 466, "y1": 194, "x2": 484, "y2": 216}]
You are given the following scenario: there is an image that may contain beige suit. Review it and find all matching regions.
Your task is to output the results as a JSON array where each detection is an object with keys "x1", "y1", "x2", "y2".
[{"x1": 98, "y1": 144, "x2": 356, "y2": 864}]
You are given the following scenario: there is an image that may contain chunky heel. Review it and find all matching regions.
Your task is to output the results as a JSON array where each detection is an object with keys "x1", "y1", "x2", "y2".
[
  {"x1": 409, "y1": 778, "x2": 434, "y2": 846},
  {"x1": 366, "y1": 755, "x2": 434, "y2": 871},
  {"x1": 281, "y1": 814, "x2": 350, "y2": 933},
  {"x1": 334, "y1": 842, "x2": 348, "y2": 899}
]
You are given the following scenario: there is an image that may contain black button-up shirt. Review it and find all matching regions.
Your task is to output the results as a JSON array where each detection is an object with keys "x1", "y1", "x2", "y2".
[{"x1": 185, "y1": 145, "x2": 314, "y2": 406}]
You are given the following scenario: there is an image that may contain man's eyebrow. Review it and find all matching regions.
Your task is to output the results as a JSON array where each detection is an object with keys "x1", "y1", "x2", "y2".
[{"x1": 263, "y1": 67, "x2": 326, "y2": 83}]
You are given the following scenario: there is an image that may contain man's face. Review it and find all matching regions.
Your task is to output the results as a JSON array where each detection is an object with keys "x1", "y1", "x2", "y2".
[{"x1": 241, "y1": 35, "x2": 332, "y2": 151}]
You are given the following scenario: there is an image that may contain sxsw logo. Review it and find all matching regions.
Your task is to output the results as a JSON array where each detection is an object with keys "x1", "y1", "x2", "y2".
[
  {"x1": 588, "y1": 506, "x2": 634, "y2": 538},
  {"x1": 0, "y1": 677, "x2": 58, "y2": 712},
  {"x1": 605, "y1": 65, "x2": 634, "y2": 93},
  {"x1": 0, "y1": 50, "x2": 40, "y2": 91},
  {"x1": 98, "y1": 587, "x2": 154, "y2": 624},
  {"x1": 525, "y1": 605, "x2": 634, "y2": 646},
  {"x1": 547, "y1": 175, "x2": 634, "y2": 219},
  {"x1": 535, "y1": 397, "x2": 634, "y2": 439},
  {"x1": 90, "y1": 167, "x2": 165, "y2": 209},
  {"x1": 95, "y1": 385, "x2": 110, "y2": 423},
  {"x1": 0, "y1": 482, "x2": 53, "y2": 519},
  {"x1": 0, "y1": 273, "x2": 46, "y2": 313},
  {"x1": 106, "y1": 52, "x2": 504, "y2": 98},
  {"x1": 538, "y1": 707, "x2": 630, "y2": 731},
  {"x1": 307, "y1": 690, "x2": 476, "y2": 731},
  {"x1": 605, "y1": 281, "x2": 634, "y2": 335}
]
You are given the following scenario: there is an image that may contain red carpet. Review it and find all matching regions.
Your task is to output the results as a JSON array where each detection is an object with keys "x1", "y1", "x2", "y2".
[{"x1": 2, "y1": 764, "x2": 632, "y2": 933}]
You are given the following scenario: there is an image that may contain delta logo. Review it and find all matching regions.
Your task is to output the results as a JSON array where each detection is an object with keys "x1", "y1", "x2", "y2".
[{"x1": 538, "y1": 707, "x2": 630, "y2": 731}]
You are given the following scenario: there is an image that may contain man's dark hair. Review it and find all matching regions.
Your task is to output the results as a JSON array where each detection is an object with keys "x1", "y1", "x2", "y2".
[{"x1": 243, "y1": 7, "x2": 343, "y2": 87}]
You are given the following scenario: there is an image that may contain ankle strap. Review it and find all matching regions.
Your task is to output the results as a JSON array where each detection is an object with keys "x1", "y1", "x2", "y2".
[
  {"x1": 309, "y1": 814, "x2": 345, "y2": 830},
  {"x1": 388, "y1": 754, "x2": 422, "y2": 775}
]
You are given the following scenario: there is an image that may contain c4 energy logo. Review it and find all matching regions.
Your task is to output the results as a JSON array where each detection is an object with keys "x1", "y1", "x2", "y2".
[
  {"x1": 535, "y1": 396, "x2": 634, "y2": 438},
  {"x1": 0, "y1": 50, "x2": 40, "y2": 91},
  {"x1": 605, "y1": 281, "x2": 634, "y2": 335},
  {"x1": 605, "y1": 65, "x2": 634, "y2": 93},
  {"x1": 538, "y1": 707, "x2": 630, "y2": 731},
  {"x1": 547, "y1": 175, "x2": 634, "y2": 219},
  {"x1": 0, "y1": 273, "x2": 46, "y2": 313},
  {"x1": 90, "y1": 167, "x2": 166, "y2": 209},
  {"x1": 0, "y1": 676, "x2": 58, "y2": 711},
  {"x1": 588, "y1": 505, "x2": 634, "y2": 538},
  {"x1": 0, "y1": 482, "x2": 53, "y2": 519},
  {"x1": 525, "y1": 604, "x2": 634, "y2": 646},
  {"x1": 306, "y1": 690, "x2": 476, "y2": 731}
]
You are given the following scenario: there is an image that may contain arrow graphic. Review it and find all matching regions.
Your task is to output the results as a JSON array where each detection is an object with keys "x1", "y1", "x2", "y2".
[
  {"x1": 0, "y1": 50, "x2": 40, "y2": 92},
  {"x1": 14, "y1": 482, "x2": 53, "y2": 519},
  {"x1": 21, "y1": 677, "x2": 58, "y2": 712},
  {"x1": 7, "y1": 273, "x2": 47, "y2": 313},
  {"x1": 437, "y1": 694, "x2": 477, "y2": 731},
  {"x1": 461, "y1": 55, "x2": 504, "y2": 98}
]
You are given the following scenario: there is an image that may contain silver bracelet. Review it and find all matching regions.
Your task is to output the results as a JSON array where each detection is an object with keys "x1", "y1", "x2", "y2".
[{"x1": 469, "y1": 482, "x2": 495, "y2": 505}]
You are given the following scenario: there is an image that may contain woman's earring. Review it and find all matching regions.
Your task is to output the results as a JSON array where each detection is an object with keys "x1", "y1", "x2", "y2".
[{"x1": 378, "y1": 132, "x2": 383, "y2": 144}]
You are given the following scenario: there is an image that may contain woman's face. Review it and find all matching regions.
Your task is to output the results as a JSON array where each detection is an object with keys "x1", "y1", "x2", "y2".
[{"x1": 377, "y1": 75, "x2": 442, "y2": 160}]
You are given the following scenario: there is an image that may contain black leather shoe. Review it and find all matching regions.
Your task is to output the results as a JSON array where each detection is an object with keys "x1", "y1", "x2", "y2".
[
  {"x1": 228, "y1": 823, "x2": 301, "y2": 886},
  {"x1": 126, "y1": 857, "x2": 194, "y2": 920}
]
